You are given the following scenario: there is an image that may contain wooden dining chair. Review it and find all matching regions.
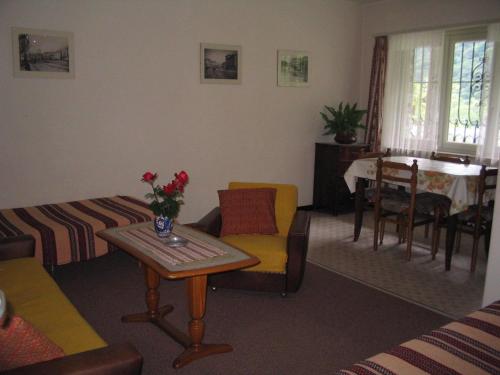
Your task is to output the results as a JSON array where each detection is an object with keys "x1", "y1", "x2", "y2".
[
  {"x1": 425, "y1": 152, "x2": 472, "y2": 258},
  {"x1": 455, "y1": 166, "x2": 497, "y2": 272},
  {"x1": 430, "y1": 151, "x2": 471, "y2": 165},
  {"x1": 373, "y1": 158, "x2": 440, "y2": 260},
  {"x1": 358, "y1": 148, "x2": 393, "y2": 202}
]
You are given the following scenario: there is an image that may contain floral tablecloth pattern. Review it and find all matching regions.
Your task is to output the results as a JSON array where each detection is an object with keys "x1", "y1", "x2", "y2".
[{"x1": 344, "y1": 156, "x2": 496, "y2": 215}]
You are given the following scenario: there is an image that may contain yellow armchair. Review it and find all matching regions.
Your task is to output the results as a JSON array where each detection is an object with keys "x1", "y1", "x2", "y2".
[{"x1": 195, "y1": 182, "x2": 311, "y2": 295}]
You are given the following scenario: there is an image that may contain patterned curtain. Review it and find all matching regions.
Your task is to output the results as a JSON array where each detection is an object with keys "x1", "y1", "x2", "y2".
[{"x1": 364, "y1": 36, "x2": 388, "y2": 152}]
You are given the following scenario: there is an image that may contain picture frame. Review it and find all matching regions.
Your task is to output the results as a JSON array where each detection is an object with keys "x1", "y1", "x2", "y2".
[
  {"x1": 12, "y1": 27, "x2": 75, "y2": 79},
  {"x1": 277, "y1": 50, "x2": 309, "y2": 87},
  {"x1": 200, "y1": 43, "x2": 241, "y2": 84}
]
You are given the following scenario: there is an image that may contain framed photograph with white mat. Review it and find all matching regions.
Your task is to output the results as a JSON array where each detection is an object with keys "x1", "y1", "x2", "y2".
[
  {"x1": 200, "y1": 43, "x2": 241, "y2": 84},
  {"x1": 277, "y1": 50, "x2": 309, "y2": 87},
  {"x1": 12, "y1": 27, "x2": 75, "y2": 79}
]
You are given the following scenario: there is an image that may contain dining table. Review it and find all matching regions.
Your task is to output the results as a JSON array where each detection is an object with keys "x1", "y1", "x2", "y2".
[{"x1": 343, "y1": 156, "x2": 496, "y2": 270}]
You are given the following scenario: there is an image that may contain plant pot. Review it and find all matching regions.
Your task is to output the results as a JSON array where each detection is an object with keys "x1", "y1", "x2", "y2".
[
  {"x1": 334, "y1": 132, "x2": 357, "y2": 144},
  {"x1": 154, "y1": 215, "x2": 173, "y2": 238}
]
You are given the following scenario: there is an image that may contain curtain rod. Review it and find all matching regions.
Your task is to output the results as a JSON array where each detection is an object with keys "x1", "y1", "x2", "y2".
[{"x1": 373, "y1": 17, "x2": 500, "y2": 37}]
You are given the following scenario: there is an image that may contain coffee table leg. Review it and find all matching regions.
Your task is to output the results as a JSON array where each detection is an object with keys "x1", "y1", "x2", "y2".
[
  {"x1": 122, "y1": 264, "x2": 191, "y2": 347},
  {"x1": 172, "y1": 274, "x2": 232, "y2": 369}
]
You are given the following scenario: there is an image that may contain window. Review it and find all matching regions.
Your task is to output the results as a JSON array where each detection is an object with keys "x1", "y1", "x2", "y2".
[
  {"x1": 440, "y1": 27, "x2": 491, "y2": 154},
  {"x1": 382, "y1": 24, "x2": 500, "y2": 161}
]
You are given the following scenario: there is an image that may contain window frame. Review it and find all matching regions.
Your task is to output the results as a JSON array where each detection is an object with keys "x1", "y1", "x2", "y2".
[{"x1": 438, "y1": 26, "x2": 488, "y2": 155}]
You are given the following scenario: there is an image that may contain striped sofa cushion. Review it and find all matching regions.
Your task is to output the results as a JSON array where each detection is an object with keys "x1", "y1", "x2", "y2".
[
  {"x1": 336, "y1": 301, "x2": 500, "y2": 374},
  {"x1": 0, "y1": 196, "x2": 154, "y2": 267}
]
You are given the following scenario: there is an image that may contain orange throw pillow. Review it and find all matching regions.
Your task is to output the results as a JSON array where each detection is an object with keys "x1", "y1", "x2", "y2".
[
  {"x1": 218, "y1": 188, "x2": 278, "y2": 236},
  {"x1": 0, "y1": 315, "x2": 65, "y2": 371}
]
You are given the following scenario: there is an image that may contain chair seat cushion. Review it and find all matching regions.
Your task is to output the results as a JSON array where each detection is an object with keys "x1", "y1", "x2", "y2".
[
  {"x1": 0, "y1": 258, "x2": 106, "y2": 355},
  {"x1": 414, "y1": 192, "x2": 451, "y2": 215},
  {"x1": 381, "y1": 198, "x2": 410, "y2": 212},
  {"x1": 365, "y1": 187, "x2": 408, "y2": 203},
  {"x1": 221, "y1": 235, "x2": 287, "y2": 273},
  {"x1": 457, "y1": 204, "x2": 494, "y2": 222},
  {"x1": 380, "y1": 192, "x2": 451, "y2": 216}
]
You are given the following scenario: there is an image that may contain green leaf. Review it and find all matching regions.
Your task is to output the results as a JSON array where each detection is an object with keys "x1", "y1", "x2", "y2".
[{"x1": 319, "y1": 101, "x2": 367, "y2": 134}]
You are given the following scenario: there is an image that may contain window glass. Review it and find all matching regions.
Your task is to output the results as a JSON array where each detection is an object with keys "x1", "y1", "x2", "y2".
[{"x1": 446, "y1": 38, "x2": 490, "y2": 146}]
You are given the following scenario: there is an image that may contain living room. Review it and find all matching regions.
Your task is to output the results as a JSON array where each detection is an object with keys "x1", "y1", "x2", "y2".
[{"x1": 1, "y1": 0, "x2": 500, "y2": 374}]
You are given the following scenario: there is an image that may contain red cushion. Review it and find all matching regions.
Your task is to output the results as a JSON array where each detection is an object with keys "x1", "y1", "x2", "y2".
[
  {"x1": 0, "y1": 315, "x2": 65, "y2": 371},
  {"x1": 218, "y1": 188, "x2": 278, "y2": 236}
]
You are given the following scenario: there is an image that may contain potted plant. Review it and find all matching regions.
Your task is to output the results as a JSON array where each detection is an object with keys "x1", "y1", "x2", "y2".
[{"x1": 320, "y1": 102, "x2": 367, "y2": 144}]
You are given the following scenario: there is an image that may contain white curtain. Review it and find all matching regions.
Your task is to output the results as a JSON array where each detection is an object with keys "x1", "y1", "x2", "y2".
[
  {"x1": 381, "y1": 30, "x2": 445, "y2": 157},
  {"x1": 476, "y1": 23, "x2": 500, "y2": 165}
]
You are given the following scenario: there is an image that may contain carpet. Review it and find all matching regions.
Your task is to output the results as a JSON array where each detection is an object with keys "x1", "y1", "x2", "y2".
[
  {"x1": 307, "y1": 211, "x2": 486, "y2": 320},
  {"x1": 53, "y1": 251, "x2": 450, "y2": 375}
]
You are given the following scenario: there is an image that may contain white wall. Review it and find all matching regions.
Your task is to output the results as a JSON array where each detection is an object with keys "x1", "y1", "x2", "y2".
[
  {"x1": 0, "y1": 0, "x2": 361, "y2": 222},
  {"x1": 483, "y1": 180, "x2": 500, "y2": 305},
  {"x1": 358, "y1": 0, "x2": 500, "y2": 306}
]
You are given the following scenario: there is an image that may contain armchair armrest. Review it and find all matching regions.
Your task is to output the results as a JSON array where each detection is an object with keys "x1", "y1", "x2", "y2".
[
  {"x1": 0, "y1": 235, "x2": 35, "y2": 261},
  {"x1": 4, "y1": 343, "x2": 143, "y2": 375},
  {"x1": 286, "y1": 210, "x2": 311, "y2": 292},
  {"x1": 192, "y1": 207, "x2": 222, "y2": 237}
]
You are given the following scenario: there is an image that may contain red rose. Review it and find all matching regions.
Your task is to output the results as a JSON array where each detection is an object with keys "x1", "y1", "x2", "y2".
[
  {"x1": 175, "y1": 171, "x2": 189, "y2": 185},
  {"x1": 163, "y1": 183, "x2": 176, "y2": 195},
  {"x1": 142, "y1": 171, "x2": 157, "y2": 183},
  {"x1": 175, "y1": 180, "x2": 184, "y2": 193}
]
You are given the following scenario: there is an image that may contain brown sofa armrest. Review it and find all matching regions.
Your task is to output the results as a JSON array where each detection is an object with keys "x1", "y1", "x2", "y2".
[
  {"x1": 4, "y1": 343, "x2": 143, "y2": 375},
  {"x1": 286, "y1": 210, "x2": 311, "y2": 292},
  {"x1": 192, "y1": 207, "x2": 222, "y2": 237},
  {"x1": 0, "y1": 235, "x2": 35, "y2": 261}
]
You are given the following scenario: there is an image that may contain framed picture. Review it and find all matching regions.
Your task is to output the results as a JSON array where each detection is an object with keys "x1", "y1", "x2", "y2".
[
  {"x1": 12, "y1": 27, "x2": 75, "y2": 79},
  {"x1": 200, "y1": 43, "x2": 241, "y2": 84},
  {"x1": 277, "y1": 50, "x2": 309, "y2": 87}
]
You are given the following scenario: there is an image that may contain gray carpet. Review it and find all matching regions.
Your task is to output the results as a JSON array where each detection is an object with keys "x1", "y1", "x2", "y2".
[
  {"x1": 53, "y1": 250, "x2": 450, "y2": 375},
  {"x1": 308, "y1": 211, "x2": 486, "y2": 319}
]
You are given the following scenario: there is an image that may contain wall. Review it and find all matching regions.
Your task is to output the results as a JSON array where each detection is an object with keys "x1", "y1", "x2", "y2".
[
  {"x1": 0, "y1": 0, "x2": 361, "y2": 222},
  {"x1": 483, "y1": 181, "x2": 500, "y2": 305},
  {"x1": 358, "y1": 0, "x2": 500, "y2": 306}
]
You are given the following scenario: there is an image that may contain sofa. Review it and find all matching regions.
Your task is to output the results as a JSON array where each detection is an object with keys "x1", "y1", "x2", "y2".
[
  {"x1": 194, "y1": 182, "x2": 311, "y2": 295},
  {"x1": 0, "y1": 235, "x2": 143, "y2": 374},
  {"x1": 0, "y1": 196, "x2": 154, "y2": 268},
  {"x1": 336, "y1": 300, "x2": 500, "y2": 374}
]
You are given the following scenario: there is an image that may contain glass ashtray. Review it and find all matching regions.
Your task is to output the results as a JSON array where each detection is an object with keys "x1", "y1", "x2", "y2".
[{"x1": 165, "y1": 235, "x2": 188, "y2": 247}]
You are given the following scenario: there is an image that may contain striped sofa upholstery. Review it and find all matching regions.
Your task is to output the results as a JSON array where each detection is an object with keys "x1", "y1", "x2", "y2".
[
  {"x1": 0, "y1": 196, "x2": 154, "y2": 267},
  {"x1": 337, "y1": 301, "x2": 500, "y2": 374}
]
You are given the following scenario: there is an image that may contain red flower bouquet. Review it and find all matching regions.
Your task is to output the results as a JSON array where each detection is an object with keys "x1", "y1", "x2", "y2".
[{"x1": 141, "y1": 170, "x2": 189, "y2": 219}]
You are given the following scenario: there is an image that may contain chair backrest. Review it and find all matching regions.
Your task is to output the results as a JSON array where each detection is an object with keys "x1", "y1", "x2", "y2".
[
  {"x1": 430, "y1": 151, "x2": 470, "y2": 165},
  {"x1": 375, "y1": 158, "x2": 418, "y2": 210},
  {"x1": 477, "y1": 166, "x2": 498, "y2": 208},
  {"x1": 228, "y1": 182, "x2": 297, "y2": 236},
  {"x1": 358, "y1": 148, "x2": 391, "y2": 159}
]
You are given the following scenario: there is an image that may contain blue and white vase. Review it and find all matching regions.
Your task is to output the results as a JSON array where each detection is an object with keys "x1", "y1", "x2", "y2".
[{"x1": 154, "y1": 215, "x2": 173, "y2": 238}]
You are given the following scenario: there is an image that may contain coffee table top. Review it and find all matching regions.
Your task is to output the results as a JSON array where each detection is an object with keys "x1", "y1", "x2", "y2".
[{"x1": 97, "y1": 222, "x2": 259, "y2": 279}]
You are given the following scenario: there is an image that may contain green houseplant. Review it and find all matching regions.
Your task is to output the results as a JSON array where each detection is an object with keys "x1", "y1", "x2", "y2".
[{"x1": 320, "y1": 102, "x2": 367, "y2": 144}]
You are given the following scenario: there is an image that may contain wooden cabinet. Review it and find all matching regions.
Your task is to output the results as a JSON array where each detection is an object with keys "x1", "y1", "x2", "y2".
[{"x1": 313, "y1": 143, "x2": 368, "y2": 215}]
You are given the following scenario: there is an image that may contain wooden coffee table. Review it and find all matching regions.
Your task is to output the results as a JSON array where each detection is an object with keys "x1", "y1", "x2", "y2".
[{"x1": 97, "y1": 222, "x2": 259, "y2": 368}]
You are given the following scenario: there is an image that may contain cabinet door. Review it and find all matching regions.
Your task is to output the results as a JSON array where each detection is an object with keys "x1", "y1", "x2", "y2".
[{"x1": 313, "y1": 144, "x2": 338, "y2": 209}]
